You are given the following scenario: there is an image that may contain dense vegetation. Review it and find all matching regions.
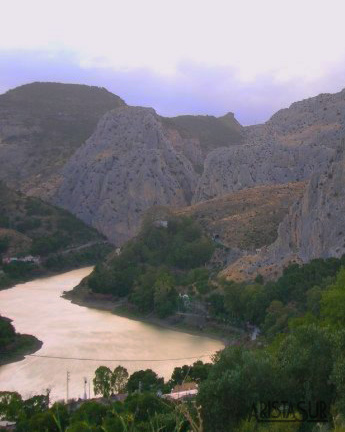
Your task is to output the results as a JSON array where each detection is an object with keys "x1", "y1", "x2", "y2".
[
  {"x1": 2, "y1": 258, "x2": 345, "y2": 430},
  {"x1": 0, "y1": 361, "x2": 211, "y2": 431},
  {"x1": 209, "y1": 255, "x2": 345, "y2": 336},
  {"x1": 0, "y1": 181, "x2": 103, "y2": 252},
  {"x1": 0, "y1": 181, "x2": 111, "y2": 288},
  {"x1": 87, "y1": 216, "x2": 215, "y2": 318}
]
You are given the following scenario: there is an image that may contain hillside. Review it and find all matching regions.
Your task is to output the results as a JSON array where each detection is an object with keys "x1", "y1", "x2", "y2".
[
  {"x1": 53, "y1": 106, "x2": 199, "y2": 245},
  {"x1": 176, "y1": 181, "x2": 305, "y2": 251},
  {"x1": 0, "y1": 182, "x2": 111, "y2": 288},
  {"x1": 0, "y1": 82, "x2": 125, "y2": 196},
  {"x1": 2, "y1": 82, "x2": 345, "y2": 269},
  {"x1": 222, "y1": 142, "x2": 345, "y2": 281},
  {"x1": 69, "y1": 214, "x2": 215, "y2": 319},
  {"x1": 52, "y1": 85, "x2": 345, "y2": 246}
]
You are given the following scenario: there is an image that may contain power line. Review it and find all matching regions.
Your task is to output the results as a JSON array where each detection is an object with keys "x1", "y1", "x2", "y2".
[{"x1": 26, "y1": 353, "x2": 215, "y2": 362}]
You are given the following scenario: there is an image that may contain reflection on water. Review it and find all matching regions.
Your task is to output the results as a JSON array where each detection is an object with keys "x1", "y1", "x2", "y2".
[{"x1": 0, "y1": 267, "x2": 223, "y2": 401}]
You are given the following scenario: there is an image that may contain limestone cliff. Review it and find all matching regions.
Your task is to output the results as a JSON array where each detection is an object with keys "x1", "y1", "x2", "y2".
[
  {"x1": 194, "y1": 89, "x2": 345, "y2": 202},
  {"x1": 193, "y1": 142, "x2": 332, "y2": 202},
  {"x1": 222, "y1": 143, "x2": 345, "y2": 281},
  {"x1": 53, "y1": 106, "x2": 198, "y2": 244},
  {"x1": 3, "y1": 82, "x2": 345, "y2": 254}
]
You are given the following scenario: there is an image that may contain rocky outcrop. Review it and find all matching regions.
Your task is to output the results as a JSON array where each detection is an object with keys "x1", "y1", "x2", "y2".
[
  {"x1": 222, "y1": 143, "x2": 345, "y2": 281},
  {"x1": 194, "y1": 89, "x2": 345, "y2": 202},
  {"x1": 53, "y1": 106, "x2": 198, "y2": 244},
  {"x1": 193, "y1": 142, "x2": 333, "y2": 202}
]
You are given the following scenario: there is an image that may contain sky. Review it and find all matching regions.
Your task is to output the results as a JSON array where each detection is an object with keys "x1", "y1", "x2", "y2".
[{"x1": 1, "y1": 0, "x2": 345, "y2": 125}]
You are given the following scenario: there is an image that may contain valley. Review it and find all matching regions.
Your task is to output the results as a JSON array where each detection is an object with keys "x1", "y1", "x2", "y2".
[{"x1": 1, "y1": 81, "x2": 345, "y2": 431}]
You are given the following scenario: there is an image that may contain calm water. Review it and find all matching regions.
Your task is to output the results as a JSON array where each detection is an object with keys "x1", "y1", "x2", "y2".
[{"x1": 0, "y1": 267, "x2": 223, "y2": 401}]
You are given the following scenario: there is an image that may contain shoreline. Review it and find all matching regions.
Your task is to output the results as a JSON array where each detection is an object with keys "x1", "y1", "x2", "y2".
[
  {"x1": 64, "y1": 290, "x2": 244, "y2": 347},
  {"x1": 0, "y1": 263, "x2": 95, "y2": 292},
  {"x1": 0, "y1": 335, "x2": 43, "y2": 367}
]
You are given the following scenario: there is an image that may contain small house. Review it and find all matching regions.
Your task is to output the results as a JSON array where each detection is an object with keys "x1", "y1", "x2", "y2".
[
  {"x1": 0, "y1": 420, "x2": 16, "y2": 431},
  {"x1": 153, "y1": 220, "x2": 168, "y2": 228},
  {"x1": 164, "y1": 382, "x2": 198, "y2": 400}
]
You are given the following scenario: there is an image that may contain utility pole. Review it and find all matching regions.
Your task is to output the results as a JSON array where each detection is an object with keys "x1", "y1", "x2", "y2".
[
  {"x1": 66, "y1": 371, "x2": 70, "y2": 403},
  {"x1": 89, "y1": 380, "x2": 91, "y2": 399},
  {"x1": 83, "y1": 377, "x2": 87, "y2": 400}
]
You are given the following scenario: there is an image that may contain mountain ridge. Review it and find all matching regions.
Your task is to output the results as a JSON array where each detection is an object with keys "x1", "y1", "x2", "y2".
[{"x1": 2, "y1": 81, "x2": 345, "y2": 261}]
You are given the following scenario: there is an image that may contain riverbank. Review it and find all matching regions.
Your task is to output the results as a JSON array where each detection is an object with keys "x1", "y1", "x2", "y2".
[
  {"x1": 64, "y1": 287, "x2": 244, "y2": 347},
  {"x1": 0, "y1": 267, "x2": 224, "y2": 400},
  {"x1": 0, "y1": 334, "x2": 42, "y2": 367},
  {"x1": 0, "y1": 241, "x2": 111, "y2": 292}
]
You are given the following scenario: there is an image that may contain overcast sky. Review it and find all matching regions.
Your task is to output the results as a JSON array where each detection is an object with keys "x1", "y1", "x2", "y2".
[{"x1": 1, "y1": 0, "x2": 345, "y2": 125}]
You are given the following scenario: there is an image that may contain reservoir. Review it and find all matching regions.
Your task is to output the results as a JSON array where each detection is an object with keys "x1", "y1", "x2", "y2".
[{"x1": 0, "y1": 267, "x2": 223, "y2": 401}]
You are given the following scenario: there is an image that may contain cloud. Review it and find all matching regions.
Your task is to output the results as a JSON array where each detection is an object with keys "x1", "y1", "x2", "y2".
[{"x1": 1, "y1": 49, "x2": 345, "y2": 125}]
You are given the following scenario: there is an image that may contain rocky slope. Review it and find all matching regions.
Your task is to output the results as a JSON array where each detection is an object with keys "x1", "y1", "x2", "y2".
[
  {"x1": 176, "y1": 181, "x2": 305, "y2": 250},
  {"x1": 53, "y1": 106, "x2": 199, "y2": 244},
  {"x1": 53, "y1": 87, "x2": 345, "y2": 245},
  {"x1": 194, "y1": 90, "x2": 345, "y2": 202},
  {"x1": 0, "y1": 82, "x2": 125, "y2": 196},
  {"x1": 222, "y1": 142, "x2": 345, "y2": 281},
  {"x1": 3, "y1": 82, "x2": 345, "y2": 254},
  {"x1": 193, "y1": 142, "x2": 332, "y2": 202}
]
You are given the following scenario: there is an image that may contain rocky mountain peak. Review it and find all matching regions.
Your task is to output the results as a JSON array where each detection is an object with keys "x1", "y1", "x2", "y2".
[{"x1": 53, "y1": 106, "x2": 199, "y2": 245}]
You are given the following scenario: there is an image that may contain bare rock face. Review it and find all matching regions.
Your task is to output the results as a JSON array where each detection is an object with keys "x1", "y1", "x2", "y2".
[
  {"x1": 53, "y1": 106, "x2": 198, "y2": 245},
  {"x1": 193, "y1": 142, "x2": 333, "y2": 202},
  {"x1": 194, "y1": 89, "x2": 345, "y2": 202},
  {"x1": 222, "y1": 143, "x2": 345, "y2": 281}
]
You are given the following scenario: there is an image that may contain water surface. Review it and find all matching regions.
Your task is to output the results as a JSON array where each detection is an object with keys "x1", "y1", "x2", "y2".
[{"x1": 0, "y1": 268, "x2": 223, "y2": 401}]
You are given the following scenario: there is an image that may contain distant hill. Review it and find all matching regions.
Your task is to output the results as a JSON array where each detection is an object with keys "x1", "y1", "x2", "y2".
[
  {"x1": 0, "y1": 82, "x2": 125, "y2": 195},
  {"x1": 161, "y1": 111, "x2": 243, "y2": 154}
]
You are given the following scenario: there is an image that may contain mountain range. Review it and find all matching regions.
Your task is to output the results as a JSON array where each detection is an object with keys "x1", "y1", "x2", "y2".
[{"x1": 1, "y1": 82, "x2": 345, "y2": 278}]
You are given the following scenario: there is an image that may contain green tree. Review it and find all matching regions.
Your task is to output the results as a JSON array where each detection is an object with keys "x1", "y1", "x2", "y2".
[
  {"x1": 111, "y1": 365, "x2": 129, "y2": 394},
  {"x1": 93, "y1": 366, "x2": 113, "y2": 398},
  {"x1": 321, "y1": 267, "x2": 345, "y2": 327},
  {"x1": 125, "y1": 393, "x2": 169, "y2": 422},
  {"x1": 197, "y1": 346, "x2": 278, "y2": 432},
  {"x1": 274, "y1": 325, "x2": 334, "y2": 405},
  {"x1": 71, "y1": 401, "x2": 107, "y2": 428},
  {"x1": 153, "y1": 272, "x2": 177, "y2": 318},
  {"x1": 0, "y1": 391, "x2": 23, "y2": 421},
  {"x1": 126, "y1": 369, "x2": 164, "y2": 393},
  {"x1": 0, "y1": 317, "x2": 16, "y2": 350}
]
